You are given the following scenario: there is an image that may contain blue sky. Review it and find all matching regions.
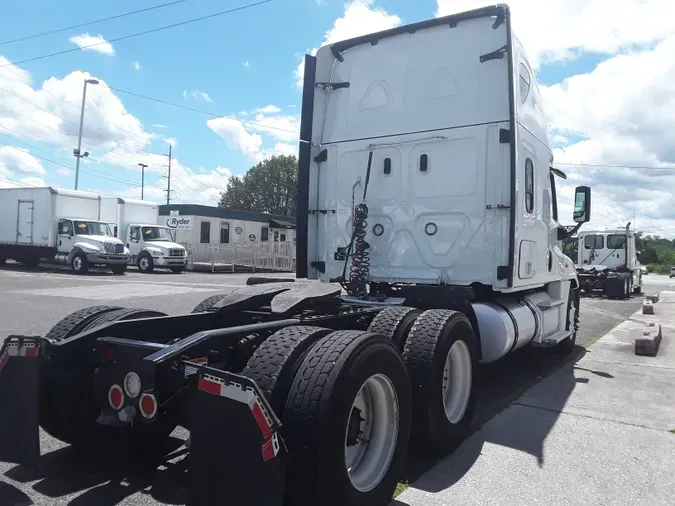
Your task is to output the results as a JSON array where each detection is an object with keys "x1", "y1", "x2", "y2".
[{"x1": 0, "y1": 0, "x2": 674, "y2": 234}]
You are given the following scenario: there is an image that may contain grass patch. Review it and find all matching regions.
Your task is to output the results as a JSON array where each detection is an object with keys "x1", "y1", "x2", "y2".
[
  {"x1": 669, "y1": 429, "x2": 675, "y2": 434},
  {"x1": 394, "y1": 482, "x2": 411, "y2": 497}
]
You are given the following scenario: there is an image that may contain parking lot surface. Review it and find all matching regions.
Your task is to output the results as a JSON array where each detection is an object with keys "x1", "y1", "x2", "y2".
[{"x1": 0, "y1": 267, "x2": 669, "y2": 505}]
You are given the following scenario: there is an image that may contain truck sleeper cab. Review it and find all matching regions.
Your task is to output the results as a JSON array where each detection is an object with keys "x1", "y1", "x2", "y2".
[{"x1": 0, "y1": 6, "x2": 594, "y2": 506}]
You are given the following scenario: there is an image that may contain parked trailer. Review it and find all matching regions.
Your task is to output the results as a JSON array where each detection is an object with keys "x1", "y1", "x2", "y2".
[
  {"x1": 0, "y1": 6, "x2": 593, "y2": 506},
  {"x1": 101, "y1": 197, "x2": 188, "y2": 273},
  {"x1": 0, "y1": 187, "x2": 130, "y2": 274},
  {"x1": 576, "y1": 223, "x2": 643, "y2": 298}
]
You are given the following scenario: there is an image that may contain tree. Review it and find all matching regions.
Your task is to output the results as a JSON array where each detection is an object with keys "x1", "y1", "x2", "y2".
[{"x1": 219, "y1": 155, "x2": 298, "y2": 216}]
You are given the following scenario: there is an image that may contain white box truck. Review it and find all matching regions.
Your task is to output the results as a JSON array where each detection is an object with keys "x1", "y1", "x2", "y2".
[
  {"x1": 101, "y1": 197, "x2": 187, "y2": 273},
  {"x1": 0, "y1": 187, "x2": 130, "y2": 274}
]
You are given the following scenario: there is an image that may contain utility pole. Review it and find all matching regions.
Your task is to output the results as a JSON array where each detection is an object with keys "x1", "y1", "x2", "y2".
[
  {"x1": 165, "y1": 145, "x2": 172, "y2": 205},
  {"x1": 138, "y1": 163, "x2": 148, "y2": 200},
  {"x1": 74, "y1": 78, "x2": 99, "y2": 190}
]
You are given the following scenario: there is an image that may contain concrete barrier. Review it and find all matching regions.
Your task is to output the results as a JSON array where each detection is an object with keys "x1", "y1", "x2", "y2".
[
  {"x1": 646, "y1": 292, "x2": 660, "y2": 303},
  {"x1": 642, "y1": 299, "x2": 655, "y2": 315},
  {"x1": 634, "y1": 321, "x2": 663, "y2": 356}
]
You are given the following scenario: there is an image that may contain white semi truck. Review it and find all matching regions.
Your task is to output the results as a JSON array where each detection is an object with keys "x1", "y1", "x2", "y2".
[
  {"x1": 576, "y1": 223, "x2": 643, "y2": 297},
  {"x1": 100, "y1": 197, "x2": 187, "y2": 273},
  {"x1": 0, "y1": 6, "x2": 594, "y2": 506},
  {"x1": 0, "y1": 187, "x2": 130, "y2": 274}
]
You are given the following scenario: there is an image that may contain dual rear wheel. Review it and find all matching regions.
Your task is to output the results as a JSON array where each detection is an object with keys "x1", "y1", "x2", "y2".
[{"x1": 240, "y1": 307, "x2": 478, "y2": 505}]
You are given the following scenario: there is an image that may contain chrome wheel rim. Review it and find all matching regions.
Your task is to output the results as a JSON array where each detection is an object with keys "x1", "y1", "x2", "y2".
[
  {"x1": 442, "y1": 340, "x2": 472, "y2": 424},
  {"x1": 344, "y1": 373, "x2": 399, "y2": 492}
]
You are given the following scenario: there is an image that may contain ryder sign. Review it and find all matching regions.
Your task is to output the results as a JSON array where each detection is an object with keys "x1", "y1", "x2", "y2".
[{"x1": 165, "y1": 217, "x2": 192, "y2": 229}]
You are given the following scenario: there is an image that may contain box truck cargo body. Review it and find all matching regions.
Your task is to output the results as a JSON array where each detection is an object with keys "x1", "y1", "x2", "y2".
[
  {"x1": 101, "y1": 197, "x2": 187, "y2": 273},
  {"x1": 0, "y1": 187, "x2": 130, "y2": 274}
]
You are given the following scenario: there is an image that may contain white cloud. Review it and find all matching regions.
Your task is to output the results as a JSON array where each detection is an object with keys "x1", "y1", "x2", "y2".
[
  {"x1": 163, "y1": 137, "x2": 177, "y2": 148},
  {"x1": 68, "y1": 33, "x2": 115, "y2": 56},
  {"x1": 243, "y1": 61, "x2": 250, "y2": 68},
  {"x1": 0, "y1": 146, "x2": 46, "y2": 175},
  {"x1": 435, "y1": 0, "x2": 675, "y2": 68},
  {"x1": 206, "y1": 117, "x2": 264, "y2": 162},
  {"x1": 56, "y1": 167, "x2": 70, "y2": 177},
  {"x1": 133, "y1": 61, "x2": 141, "y2": 71},
  {"x1": 182, "y1": 90, "x2": 212, "y2": 102},
  {"x1": 0, "y1": 176, "x2": 48, "y2": 189},
  {"x1": 255, "y1": 104, "x2": 281, "y2": 114},
  {"x1": 152, "y1": 124, "x2": 167, "y2": 129},
  {"x1": 294, "y1": 0, "x2": 401, "y2": 87}
]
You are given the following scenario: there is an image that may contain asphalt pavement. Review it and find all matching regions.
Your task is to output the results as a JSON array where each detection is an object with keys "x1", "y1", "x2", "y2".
[{"x1": 0, "y1": 266, "x2": 670, "y2": 506}]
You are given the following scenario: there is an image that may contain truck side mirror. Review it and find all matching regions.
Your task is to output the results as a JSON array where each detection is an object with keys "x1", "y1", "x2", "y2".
[{"x1": 573, "y1": 186, "x2": 591, "y2": 223}]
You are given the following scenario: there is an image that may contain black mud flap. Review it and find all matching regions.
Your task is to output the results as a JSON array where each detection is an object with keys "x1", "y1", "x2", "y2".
[
  {"x1": 187, "y1": 365, "x2": 288, "y2": 506},
  {"x1": 0, "y1": 337, "x2": 41, "y2": 464}
]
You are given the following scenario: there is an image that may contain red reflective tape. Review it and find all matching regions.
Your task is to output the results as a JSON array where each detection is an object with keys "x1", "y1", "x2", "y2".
[
  {"x1": 251, "y1": 401, "x2": 272, "y2": 439},
  {"x1": 261, "y1": 436, "x2": 276, "y2": 462},
  {"x1": 0, "y1": 351, "x2": 8, "y2": 371},
  {"x1": 197, "y1": 377, "x2": 221, "y2": 396},
  {"x1": 24, "y1": 346, "x2": 38, "y2": 358}
]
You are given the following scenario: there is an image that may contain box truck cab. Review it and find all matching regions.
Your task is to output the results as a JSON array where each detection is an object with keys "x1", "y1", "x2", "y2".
[
  {"x1": 101, "y1": 198, "x2": 187, "y2": 273},
  {"x1": 0, "y1": 187, "x2": 129, "y2": 274}
]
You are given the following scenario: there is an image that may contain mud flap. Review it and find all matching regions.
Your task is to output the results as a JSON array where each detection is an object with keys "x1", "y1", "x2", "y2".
[
  {"x1": 187, "y1": 365, "x2": 288, "y2": 506},
  {"x1": 0, "y1": 337, "x2": 41, "y2": 464}
]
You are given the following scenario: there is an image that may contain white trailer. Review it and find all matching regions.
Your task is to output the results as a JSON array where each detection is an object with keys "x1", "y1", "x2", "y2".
[
  {"x1": 576, "y1": 223, "x2": 643, "y2": 297},
  {"x1": 0, "y1": 187, "x2": 129, "y2": 274},
  {"x1": 101, "y1": 197, "x2": 187, "y2": 273}
]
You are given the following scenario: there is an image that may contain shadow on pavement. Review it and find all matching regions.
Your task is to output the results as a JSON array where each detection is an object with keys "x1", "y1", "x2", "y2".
[
  {"x1": 0, "y1": 262, "x2": 116, "y2": 277},
  {"x1": 397, "y1": 344, "x2": 593, "y2": 497},
  {"x1": 5, "y1": 438, "x2": 189, "y2": 505},
  {"x1": 0, "y1": 481, "x2": 32, "y2": 506}
]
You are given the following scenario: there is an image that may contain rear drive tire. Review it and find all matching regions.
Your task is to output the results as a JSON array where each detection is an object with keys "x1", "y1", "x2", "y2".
[
  {"x1": 368, "y1": 306, "x2": 423, "y2": 350},
  {"x1": 554, "y1": 286, "x2": 579, "y2": 354},
  {"x1": 71, "y1": 252, "x2": 88, "y2": 274},
  {"x1": 170, "y1": 266, "x2": 184, "y2": 273},
  {"x1": 283, "y1": 330, "x2": 411, "y2": 506},
  {"x1": 403, "y1": 309, "x2": 477, "y2": 457},
  {"x1": 111, "y1": 265, "x2": 127, "y2": 275},
  {"x1": 241, "y1": 326, "x2": 332, "y2": 417},
  {"x1": 191, "y1": 294, "x2": 228, "y2": 313},
  {"x1": 137, "y1": 253, "x2": 154, "y2": 273},
  {"x1": 45, "y1": 306, "x2": 122, "y2": 342}
]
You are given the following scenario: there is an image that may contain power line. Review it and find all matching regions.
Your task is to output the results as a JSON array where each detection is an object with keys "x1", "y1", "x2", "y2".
[
  {"x1": 0, "y1": 1, "x2": 189, "y2": 47},
  {"x1": 105, "y1": 85, "x2": 300, "y2": 136},
  {"x1": 0, "y1": 84, "x2": 162, "y2": 155},
  {"x1": 0, "y1": 102, "x2": 164, "y2": 167},
  {"x1": 554, "y1": 162, "x2": 675, "y2": 171},
  {"x1": 0, "y1": 0, "x2": 273, "y2": 69}
]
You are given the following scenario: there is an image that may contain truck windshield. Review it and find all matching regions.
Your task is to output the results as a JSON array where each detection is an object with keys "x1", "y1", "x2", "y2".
[
  {"x1": 142, "y1": 226, "x2": 173, "y2": 241},
  {"x1": 74, "y1": 221, "x2": 112, "y2": 236}
]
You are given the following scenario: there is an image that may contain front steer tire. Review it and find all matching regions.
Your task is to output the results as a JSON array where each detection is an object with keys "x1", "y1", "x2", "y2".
[
  {"x1": 137, "y1": 252, "x2": 154, "y2": 273},
  {"x1": 111, "y1": 265, "x2": 127, "y2": 275},
  {"x1": 71, "y1": 252, "x2": 89, "y2": 274},
  {"x1": 403, "y1": 309, "x2": 478, "y2": 457},
  {"x1": 554, "y1": 286, "x2": 579, "y2": 354},
  {"x1": 283, "y1": 330, "x2": 411, "y2": 506}
]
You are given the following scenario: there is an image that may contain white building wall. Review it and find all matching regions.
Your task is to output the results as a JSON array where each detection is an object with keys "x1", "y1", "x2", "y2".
[{"x1": 159, "y1": 213, "x2": 295, "y2": 246}]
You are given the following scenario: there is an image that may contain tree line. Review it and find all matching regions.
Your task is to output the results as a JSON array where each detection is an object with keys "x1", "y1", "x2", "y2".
[{"x1": 219, "y1": 154, "x2": 298, "y2": 217}]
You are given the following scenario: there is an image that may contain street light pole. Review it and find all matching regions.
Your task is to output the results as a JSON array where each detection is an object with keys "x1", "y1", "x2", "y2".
[
  {"x1": 138, "y1": 163, "x2": 148, "y2": 199},
  {"x1": 74, "y1": 78, "x2": 99, "y2": 190}
]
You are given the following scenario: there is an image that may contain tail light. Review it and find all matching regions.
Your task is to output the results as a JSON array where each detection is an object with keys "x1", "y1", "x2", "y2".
[
  {"x1": 108, "y1": 384, "x2": 124, "y2": 410},
  {"x1": 139, "y1": 393, "x2": 157, "y2": 419}
]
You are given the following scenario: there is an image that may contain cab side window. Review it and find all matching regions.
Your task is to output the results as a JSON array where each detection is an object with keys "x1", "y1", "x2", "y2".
[
  {"x1": 58, "y1": 220, "x2": 72, "y2": 235},
  {"x1": 129, "y1": 227, "x2": 140, "y2": 242},
  {"x1": 525, "y1": 158, "x2": 534, "y2": 214}
]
